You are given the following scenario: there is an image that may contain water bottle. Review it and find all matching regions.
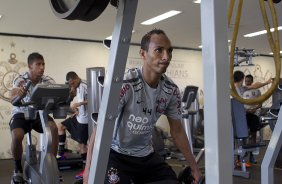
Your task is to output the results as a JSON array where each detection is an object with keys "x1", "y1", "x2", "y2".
[{"x1": 241, "y1": 158, "x2": 246, "y2": 172}]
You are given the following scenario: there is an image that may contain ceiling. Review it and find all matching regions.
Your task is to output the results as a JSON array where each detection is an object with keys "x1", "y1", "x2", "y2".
[{"x1": 0, "y1": 0, "x2": 281, "y2": 55}]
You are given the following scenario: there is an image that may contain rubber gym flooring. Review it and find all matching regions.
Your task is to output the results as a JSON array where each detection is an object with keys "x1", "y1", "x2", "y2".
[{"x1": 0, "y1": 145, "x2": 282, "y2": 184}]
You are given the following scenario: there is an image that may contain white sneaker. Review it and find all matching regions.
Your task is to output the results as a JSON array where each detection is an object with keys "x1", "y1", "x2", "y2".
[{"x1": 252, "y1": 148, "x2": 260, "y2": 156}]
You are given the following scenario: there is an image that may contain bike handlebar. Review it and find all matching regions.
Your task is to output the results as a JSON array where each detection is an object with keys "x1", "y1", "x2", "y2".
[{"x1": 11, "y1": 80, "x2": 32, "y2": 106}]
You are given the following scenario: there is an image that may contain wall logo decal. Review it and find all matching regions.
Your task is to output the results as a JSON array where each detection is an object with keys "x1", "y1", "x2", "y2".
[{"x1": 0, "y1": 52, "x2": 27, "y2": 101}]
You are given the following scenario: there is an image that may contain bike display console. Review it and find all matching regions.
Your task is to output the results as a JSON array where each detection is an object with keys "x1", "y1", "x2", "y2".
[{"x1": 30, "y1": 84, "x2": 69, "y2": 109}]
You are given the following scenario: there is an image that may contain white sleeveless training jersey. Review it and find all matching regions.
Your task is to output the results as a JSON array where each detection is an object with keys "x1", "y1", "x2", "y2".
[
  {"x1": 76, "y1": 80, "x2": 88, "y2": 124},
  {"x1": 11, "y1": 72, "x2": 55, "y2": 116}
]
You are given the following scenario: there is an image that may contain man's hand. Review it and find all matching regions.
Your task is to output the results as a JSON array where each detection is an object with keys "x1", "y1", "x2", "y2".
[
  {"x1": 192, "y1": 167, "x2": 202, "y2": 184},
  {"x1": 70, "y1": 111, "x2": 78, "y2": 118},
  {"x1": 18, "y1": 87, "x2": 27, "y2": 98},
  {"x1": 266, "y1": 78, "x2": 273, "y2": 85},
  {"x1": 70, "y1": 102, "x2": 81, "y2": 112},
  {"x1": 246, "y1": 108, "x2": 256, "y2": 114},
  {"x1": 11, "y1": 87, "x2": 27, "y2": 102}
]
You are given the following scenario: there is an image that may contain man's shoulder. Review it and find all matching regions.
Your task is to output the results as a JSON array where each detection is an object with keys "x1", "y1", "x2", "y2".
[
  {"x1": 14, "y1": 72, "x2": 28, "y2": 80},
  {"x1": 80, "y1": 79, "x2": 87, "y2": 86},
  {"x1": 13, "y1": 72, "x2": 29, "y2": 85},
  {"x1": 79, "y1": 80, "x2": 88, "y2": 91},
  {"x1": 161, "y1": 74, "x2": 178, "y2": 89},
  {"x1": 41, "y1": 75, "x2": 55, "y2": 84},
  {"x1": 123, "y1": 68, "x2": 141, "y2": 83}
]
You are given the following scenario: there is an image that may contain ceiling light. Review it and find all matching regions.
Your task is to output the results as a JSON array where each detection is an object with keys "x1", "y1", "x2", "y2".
[
  {"x1": 105, "y1": 30, "x2": 135, "y2": 40},
  {"x1": 0, "y1": 15, "x2": 2, "y2": 20},
  {"x1": 141, "y1": 10, "x2": 182, "y2": 25},
  {"x1": 198, "y1": 40, "x2": 230, "y2": 48},
  {"x1": 244, "y1": 26, "x2": 282, "y2": 37},
  {"x1": 193, "y1": 0, "x2": 201, "y2": 3}
]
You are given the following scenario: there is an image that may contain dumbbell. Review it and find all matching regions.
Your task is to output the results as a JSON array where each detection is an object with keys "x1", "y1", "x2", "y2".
[{"x1": 178, "y1": 166, "x2": 205, "y2": 184}]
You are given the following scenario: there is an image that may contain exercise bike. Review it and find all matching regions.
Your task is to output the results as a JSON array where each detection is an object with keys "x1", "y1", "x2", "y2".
[
  {"x1": 12, "y1": 83, "x2": 70, "y2": 184},
  {"x1": 177, "y1": 86, "x2": 205, "y2": 184}
]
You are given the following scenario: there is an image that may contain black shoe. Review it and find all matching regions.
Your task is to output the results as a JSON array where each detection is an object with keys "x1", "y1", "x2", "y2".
[
  {"x1": 249, "y1": 154, "x2": 257, "y2": 164},
  {"x1": 59, "y1": 175, "x2": 64, "y2": 182},
  {"x1": 11, "y1": 171, "x2": 25, "y2": 184}
]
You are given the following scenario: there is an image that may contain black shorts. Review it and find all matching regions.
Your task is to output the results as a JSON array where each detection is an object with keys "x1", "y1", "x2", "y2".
[
  {"x1": 9, "y1": 113, "x2": 54, "y2": 134},
  {"x1": 61, "y1": 116, "x2": 88, "y2": 145},
  {"x1": 246, "y1": 113, "x2": 260, "y2": 132},
  {"x1": 105, "y1": 149, "x2": 178, "y2": 184}
]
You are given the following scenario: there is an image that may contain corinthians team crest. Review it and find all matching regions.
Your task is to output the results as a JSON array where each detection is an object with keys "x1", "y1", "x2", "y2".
[
  {"x1": 0, "y1": 44, "x2": 27, "y2": 102},
  {"x1": 107, "y1": 167, "x2": 120, "y2": 184}
]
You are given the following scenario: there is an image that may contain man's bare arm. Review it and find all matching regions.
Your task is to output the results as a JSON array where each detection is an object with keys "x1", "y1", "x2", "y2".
[
  {"x1": 10, "y1": 87, "x2": 26, "y2": 103},
  {"x1": 247, "y1": 78, "x2": 272, "y2": 90},
  {"x1": 167, "y1": 117, "x2": 202, "y2": 183}
]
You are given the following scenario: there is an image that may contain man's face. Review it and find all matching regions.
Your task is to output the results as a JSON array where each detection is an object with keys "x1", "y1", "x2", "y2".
[
  {"x1": 245, "y1": 77, "x2": 253, "y2": 86},
  {"x1": 140, "y1": 34, "x2": 173, "y2": 75},
  {"x1": 68, "y1": 78, "x2": 80, "y2": 89},
  {"x1": 28, "y1": 59, "x2": 45, "y2": 78}
]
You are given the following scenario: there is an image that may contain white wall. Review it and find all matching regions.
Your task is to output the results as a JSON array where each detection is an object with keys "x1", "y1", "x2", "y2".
[
  {"x1": 0, "y1": 35, "x2": 277, "y2": 158},
  {"x1": 234, "y1": 57, "x2": 277, "y2": 108},
  {"x1": 0, "y1": 36, "x2": 111, "y2": 158}
]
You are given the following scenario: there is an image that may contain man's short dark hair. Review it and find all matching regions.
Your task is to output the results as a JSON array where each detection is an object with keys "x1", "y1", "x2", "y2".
[
  {"x1": 27, "y1": 52, "x2": 44, "y2": 65},
  {"x1": 140, "y1": 29, "x2": 167, "y2": 51},
  {"x1": 66, "y1": 71, "x2": 78, "y2": 81},
  {"x1": 233, "y1": 70, "x2": 245, "y2": 83}
]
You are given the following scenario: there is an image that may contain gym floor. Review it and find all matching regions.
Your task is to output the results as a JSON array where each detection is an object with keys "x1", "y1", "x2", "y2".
[{"x1": 1, "y1": 145, "x2": 282, "y2": 184}]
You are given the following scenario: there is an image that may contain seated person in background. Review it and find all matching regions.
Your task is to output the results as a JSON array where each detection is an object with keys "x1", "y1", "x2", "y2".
[
  {"x1": 243, "y1": 74, "x2": 262, "y2": 144},
  {"x1": 233, "y1": 70, "x2": 272, "y2": 97},
  {"x1": 56, "y1": 71, "x2": 88, "y2": 180},
  {"x1": 233, "y1": 71, "x2": 272, "y2": 166},
  {"x1": 243, "y1": 74, "x2": 262, "y2": 164},
  {"x1": 9, "y1": 52, "x2": 58, "y2": 184},
  {"x1": 83, "y1": 29, "x2": 202, "y2": 184}
]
